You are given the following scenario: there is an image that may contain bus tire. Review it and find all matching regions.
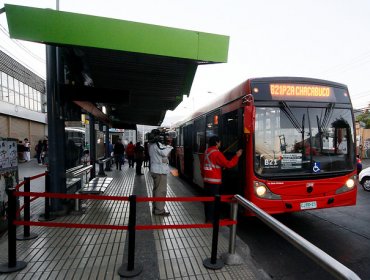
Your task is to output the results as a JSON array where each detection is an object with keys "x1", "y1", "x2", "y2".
[{"x1": 361, "y1": 176, "x2": 370, "y2": 192}]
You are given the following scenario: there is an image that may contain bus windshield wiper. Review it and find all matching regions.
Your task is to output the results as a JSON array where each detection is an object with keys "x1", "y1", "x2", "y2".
[
  {"x1": 320, "y1": 103, "x2": 335, "y2": 130},
  {"x1": 280, "y1": 101, "x2": 303, "y2": 134}
]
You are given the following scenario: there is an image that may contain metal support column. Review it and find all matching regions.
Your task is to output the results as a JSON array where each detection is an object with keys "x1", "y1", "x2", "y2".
[
  {"x1": 46, "y1": 45, "x2": 66, "y2": 212},
  {"x1": 105, "y1": 125, "x2": 111, "y2": 171},
  {"x1": 89, "y1": 114, "x2": 96, "y2": 179}
]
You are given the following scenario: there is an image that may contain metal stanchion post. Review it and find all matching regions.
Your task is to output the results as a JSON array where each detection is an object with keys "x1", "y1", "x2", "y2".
[
  {"x1": 203, "y1": 195, "x2": 224, "y2": 270},
  {"x1": 0, "y1": 188, "x2": 27, "y2": 273},
  {"x1": 221, "y1": 199, "x2": 243, "y2": 265},
  {"x1": 39, "y1": 171, "x2": 56, "y2": 221},
  {"x1": 17, "y1": 177, "x2": 38, "y2": 241},
  {"x1": 118, "y1": 195, "x2": 142, "y2": 277},
  {"x1": 229, "y1": 201, "x2": 238, "y2": 254}
]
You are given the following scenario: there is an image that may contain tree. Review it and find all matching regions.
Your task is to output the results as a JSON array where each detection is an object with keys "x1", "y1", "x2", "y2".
[{"x1": 356, "y1": 110, "x2": 370, "y2": 128}]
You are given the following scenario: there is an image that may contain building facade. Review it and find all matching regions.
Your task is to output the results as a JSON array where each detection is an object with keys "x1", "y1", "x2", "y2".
[{"x1": 0, "y1": 50, "x2": 47, "y2": 159}]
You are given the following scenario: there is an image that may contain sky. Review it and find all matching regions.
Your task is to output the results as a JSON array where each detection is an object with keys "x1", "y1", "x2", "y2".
[{"x1": 1, "y1": 0, "x2": 370, "y2": 127}]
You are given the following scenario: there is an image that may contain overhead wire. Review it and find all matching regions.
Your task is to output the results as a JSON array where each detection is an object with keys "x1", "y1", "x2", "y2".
[
  {"x1": 318, "y1": 50, "x2": 370, "y2": 76},
  {"x1": 317, "y1": 51, "x2": 370, "y2": 108},
  {"x1": 0, "y1": 23, "x2": 45, "y2": 78},
  {"x1": 0, "y1": 23, "x2": 46, "y2": 64}
]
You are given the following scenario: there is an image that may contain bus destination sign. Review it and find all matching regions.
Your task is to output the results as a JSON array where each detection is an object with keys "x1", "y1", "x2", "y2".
[{"x1": 270, "y1": 84, "x2": 334, "y2": 101}]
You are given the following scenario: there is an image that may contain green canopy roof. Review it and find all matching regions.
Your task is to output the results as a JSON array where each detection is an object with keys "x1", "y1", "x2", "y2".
[
  {"x1": 4, "y1": 4, "x2": 230, "y2": 127},
  {"x1": 5, "y1": 4, "x2": 229, "y2": 63}
]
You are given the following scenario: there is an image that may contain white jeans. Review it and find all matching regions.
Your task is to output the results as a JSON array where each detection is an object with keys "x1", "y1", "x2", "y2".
[{"x1": 24, "y1": 151, "x2": 30, "y2": 161}]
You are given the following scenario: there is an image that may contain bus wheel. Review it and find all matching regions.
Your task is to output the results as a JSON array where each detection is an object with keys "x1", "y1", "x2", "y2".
[{"x1": 361, "y1": 176, "x2": 370, "y2": 192}]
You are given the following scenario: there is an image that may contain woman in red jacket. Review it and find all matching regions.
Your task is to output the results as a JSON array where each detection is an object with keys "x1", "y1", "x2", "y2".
[{"x1": 203, "y1": 135, "x2": 243, "y2": 223}]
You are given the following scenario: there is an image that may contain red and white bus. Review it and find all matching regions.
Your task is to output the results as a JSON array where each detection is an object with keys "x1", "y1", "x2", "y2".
[{"x1": 174, "y1": 77, "x2": 357, "y2": 215}]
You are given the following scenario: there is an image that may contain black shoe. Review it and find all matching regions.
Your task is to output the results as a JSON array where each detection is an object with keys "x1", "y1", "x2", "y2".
[{"x1": 154, "y1": 211, "x2": 170, "y2": 216}]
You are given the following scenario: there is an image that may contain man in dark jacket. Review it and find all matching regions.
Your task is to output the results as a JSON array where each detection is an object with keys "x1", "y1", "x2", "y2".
[
  {"x1": 113, "y1": 139, "x2": 125, "y2": 170},
  {"x1": 134, "y1": 142, "x2": 145, "y2": 175}
]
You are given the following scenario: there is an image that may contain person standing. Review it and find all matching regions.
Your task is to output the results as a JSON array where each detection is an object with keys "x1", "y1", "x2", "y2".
[
  {"x1": 149, "y1": 134, "x2": 173, "y2": 216},
  {"x1": 113, "y1": 139, "x2": 125, "y2": 170},
  {"x1": 126, "y1": 141, "x2": 135, "y2": 168},
  {"x1": 144, "y1": 142, "x2": 150, "y2": 167},
  {"x1": 134, "y1": 142, "x2": 145, "y2": 175},
  {"x1": 35, "y1": 140, "x2": 43, "y2": 165},
  {"x1": 202, "y1": 135, "x2": 243, "y2": 223},
  {"x1": 41, "y1": 139, "x2": 48, "y2": 165},
  {"x1": 23, "y1": 138, "x2": 31, "y2": 162}
]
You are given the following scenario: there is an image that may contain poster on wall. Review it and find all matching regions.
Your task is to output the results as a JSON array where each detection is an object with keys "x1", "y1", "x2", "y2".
[
  {"x1": 0, "y1": 139, "x2": 18, "y2": 233},
  {"x1": 0, "y1": 140, "x2": 18, "y2": 170}
]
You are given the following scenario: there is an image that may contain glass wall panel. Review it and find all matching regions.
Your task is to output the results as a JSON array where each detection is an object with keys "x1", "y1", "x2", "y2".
[
  {"x1": 8, "y1": 89, "x2": 14, "y2": 104},
  {"x1": 8, "y1": 76, "x2": 14, "y2": 90}
]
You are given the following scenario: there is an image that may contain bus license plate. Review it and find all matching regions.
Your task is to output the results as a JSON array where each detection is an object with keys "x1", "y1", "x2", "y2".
[{"x1": 300, "y1": 201, "x2": 317, "y2": 210}]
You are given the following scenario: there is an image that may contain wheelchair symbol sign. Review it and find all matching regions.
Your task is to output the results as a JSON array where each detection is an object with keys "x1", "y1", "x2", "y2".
[{"x1": 313, "y1": 162, "x2": 321, "y2": 173}]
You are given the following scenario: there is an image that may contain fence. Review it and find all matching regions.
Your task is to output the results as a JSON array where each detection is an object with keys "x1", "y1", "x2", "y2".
[
  {"x1": 0, "y1": 172, "x2": 235, "y2": 276},
  {"x1": 230, "y1": 195, "x2": 361, "y2": 280},
  {"x1": 0, "y1": 173, "x2": 362, "y2": 279}
]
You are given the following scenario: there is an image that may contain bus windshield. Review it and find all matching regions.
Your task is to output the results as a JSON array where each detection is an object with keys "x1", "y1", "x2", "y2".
[{"x1": 254, "y1": 104, "x2": 355, "y2": 177}]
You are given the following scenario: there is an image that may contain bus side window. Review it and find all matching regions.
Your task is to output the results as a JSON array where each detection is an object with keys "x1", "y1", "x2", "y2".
[
  {"x1": 206, "y1": 111, "x2": 220, "y2": 148},
  {"x1": 193, "y1": 117, "x2": 205, "y2": 153},
  {"x1": 221, "y1": 110, "x2": 238, "y2": 159}
]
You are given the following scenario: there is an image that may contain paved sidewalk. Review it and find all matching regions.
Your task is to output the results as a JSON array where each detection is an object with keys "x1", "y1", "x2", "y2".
[{"x1": 0, "y1": 160, "x2": 268, "y2": 279}]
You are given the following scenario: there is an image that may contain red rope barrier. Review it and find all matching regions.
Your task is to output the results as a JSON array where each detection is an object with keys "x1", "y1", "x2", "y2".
[
  {"x1": 16, "y1": 205, "x2": 25, "y2": 218},
  {"x1": 15, "y1": 172, "x2": 46, "y2": 191},
  {"x1": 15, "y1": 181, "x2": 25, "y2": 191},
  {"x1": 16, "y1": 196, "x2": 39, "y2": 218},
  {"x1": 14, "y1": 219, "x2": 236, "y2": 231},
  {"x1": 29, "y1": 172, "x2": 46, "y2": 180},
  {"x1": 14, "y1": 191, "x2": 234, "y2": 204},
  {"x1": 14, "y1": 191, "x2": 130, "y2": 201},
  {"x1": 135, "y1": 195, "x2": 235, "y2": 203},
  {"x1": 220, "y1": 195, "x2": 235, "y2": 202},
  {"x1": 14, "y1": 220, "x2": 129, "y2": 230},
  {"x1": 137, "y1": 196, "x2": 215, "y2": 202}
]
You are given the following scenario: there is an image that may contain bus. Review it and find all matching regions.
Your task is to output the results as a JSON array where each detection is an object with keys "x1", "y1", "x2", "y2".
[
  {"x1": 174, "y1": 77, "x2": 357, "y2": 215},
  {"x1": 65, "y1": 127, "x2": 86, "y2": 150}
]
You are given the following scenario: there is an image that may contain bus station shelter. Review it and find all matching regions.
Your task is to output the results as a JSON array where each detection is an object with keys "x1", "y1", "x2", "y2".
[{"x1": 3, "y1": 4, "x2": 229, "y2": 210}]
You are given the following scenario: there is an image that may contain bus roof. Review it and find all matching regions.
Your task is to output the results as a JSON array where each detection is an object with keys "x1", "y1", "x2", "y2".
[
  {"x1": 175, "y1": 76, "x2": 350, "y2": 126},
  {"x1": 250, "y1": 77, "x2": 348, "y2": 89}
]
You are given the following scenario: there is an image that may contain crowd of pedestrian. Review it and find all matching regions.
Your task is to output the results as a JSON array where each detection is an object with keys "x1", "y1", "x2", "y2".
[
  {"x1": 18, "y1": 137, "x2": 48, "y2": 165},
  {"x1": 19, "y1": 131, "x2": 244, "y2": 223}
]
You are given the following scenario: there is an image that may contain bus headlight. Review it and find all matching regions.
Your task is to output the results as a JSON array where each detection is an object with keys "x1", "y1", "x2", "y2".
[
  {"x1": 346, "y1": 179, "x2": 355, "y2": 189},
  {"x1": 256, "y1": 185, "x2": 267, "y2": 197},
  {"x1": 253, "y1": 181, "x2": 281, "y2": 200},
  {"x1": 335, "y1": 177, "x2": 356, "y2": 194}
]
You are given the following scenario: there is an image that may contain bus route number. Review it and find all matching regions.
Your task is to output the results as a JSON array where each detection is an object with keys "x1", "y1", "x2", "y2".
[{"x1": 264, "y1": 159, "x2": 278, "y2": 167}]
